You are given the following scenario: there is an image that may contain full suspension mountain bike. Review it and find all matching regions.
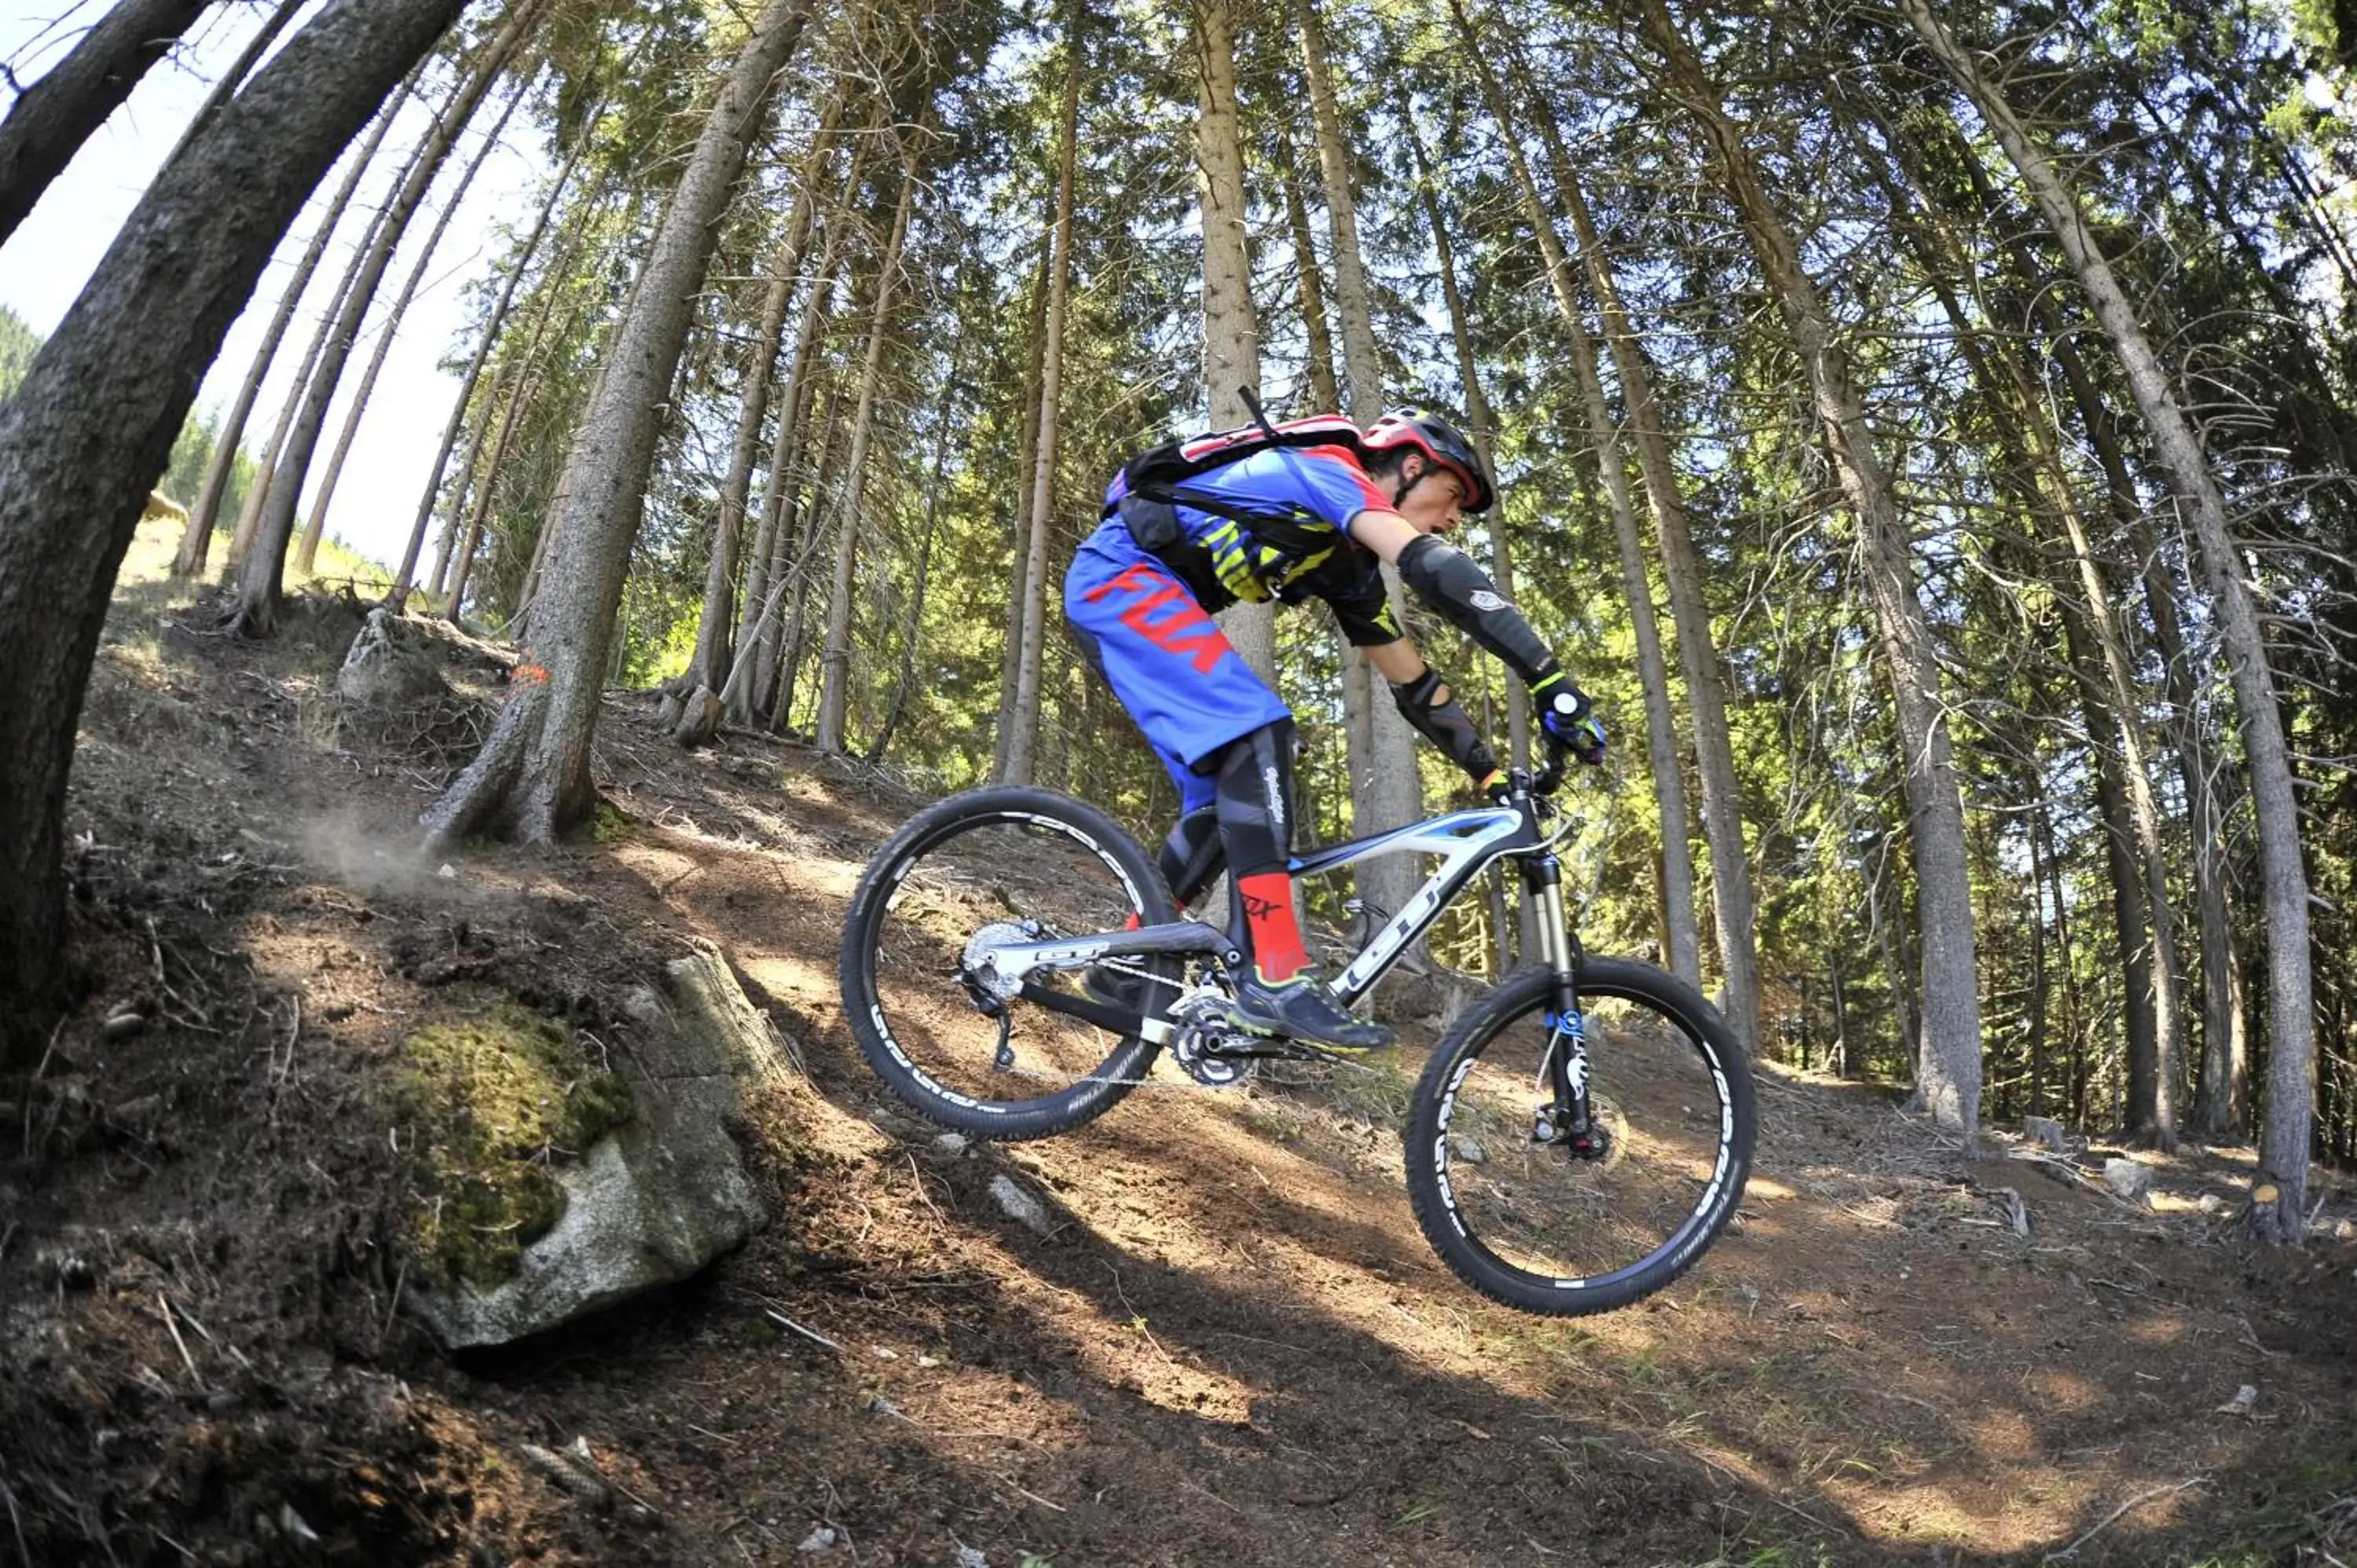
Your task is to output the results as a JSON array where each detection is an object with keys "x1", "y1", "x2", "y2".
[{"x1": 838, "y1": 738, "x2": 1755, "y2": 1316}]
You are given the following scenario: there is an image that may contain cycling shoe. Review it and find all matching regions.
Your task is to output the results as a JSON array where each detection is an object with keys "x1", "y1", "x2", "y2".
[{"x1": 1225, "y1": 969, "x2": 1392, "y2": 1053}]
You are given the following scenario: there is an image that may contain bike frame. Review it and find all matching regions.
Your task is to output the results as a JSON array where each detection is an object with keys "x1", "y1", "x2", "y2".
[{"x1": 972, "y1": 781, "x2": 1582, "y2": 1048}]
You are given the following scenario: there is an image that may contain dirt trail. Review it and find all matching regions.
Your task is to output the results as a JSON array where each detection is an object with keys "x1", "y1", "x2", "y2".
[{"x1": 2, "y1": 537, "x2": 2353, "y2": 1566}]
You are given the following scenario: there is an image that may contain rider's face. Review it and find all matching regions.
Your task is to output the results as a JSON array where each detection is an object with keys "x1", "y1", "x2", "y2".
[{"x1": 1396, "y1": 461, "x2": 1468, "y2": 536}]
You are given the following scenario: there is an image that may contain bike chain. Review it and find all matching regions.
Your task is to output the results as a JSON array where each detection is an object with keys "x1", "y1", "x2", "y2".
[{"x1": 982, "y1": 960, "x2": 1388, "y2": 1095}]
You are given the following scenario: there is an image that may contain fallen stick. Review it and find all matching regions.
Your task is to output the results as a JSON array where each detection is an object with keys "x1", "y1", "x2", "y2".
[
  {"x1": 158, "y1": 1295, "x2": 206, "y2": 1394},
  {"x1": 2044, "y1": 1477, "x2": 2209, "y2": 1562},
  {"x1": 762, "y1": 1308, "x2": 844, "y2": 1354}
]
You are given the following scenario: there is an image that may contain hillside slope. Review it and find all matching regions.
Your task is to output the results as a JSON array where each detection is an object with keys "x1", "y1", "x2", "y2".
[{"x1": 2, "y1": 526, "x2": 2353, "y2": 1567}]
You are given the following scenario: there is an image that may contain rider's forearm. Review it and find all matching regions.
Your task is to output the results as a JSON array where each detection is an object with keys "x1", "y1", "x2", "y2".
[
  {"x1": 1389, "y1": 667, "x2": 1499, "y2": 784},
  {"x1": 1395, "y1": 534, "x2": 1558, "y2": 688}
]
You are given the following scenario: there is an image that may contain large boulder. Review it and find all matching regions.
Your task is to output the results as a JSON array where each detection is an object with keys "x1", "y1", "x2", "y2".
[
  {"x1": 405, "y1": 943, "x2": 795, "y2": 1350},
  {"x1": 338, "y1": 607, "x2": 453, "y2": 711}
]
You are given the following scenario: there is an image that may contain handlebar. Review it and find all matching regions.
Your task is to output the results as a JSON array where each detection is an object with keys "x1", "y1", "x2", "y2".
[{"x1": 1503, "y1": 732, "x2": 1582, "y2": 803}]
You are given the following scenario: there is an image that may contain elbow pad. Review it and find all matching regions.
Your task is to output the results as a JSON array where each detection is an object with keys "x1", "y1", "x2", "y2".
[
  {"x1": 1395, "y1": 533, "x2": 1555, "y2": 687},
  {"x1": 1390, "y1": 667, "x2": 1499, "y2": 783}
]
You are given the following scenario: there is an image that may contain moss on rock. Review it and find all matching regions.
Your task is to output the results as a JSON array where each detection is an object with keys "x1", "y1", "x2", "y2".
[{"x1": 391, "y1": 1003, "x2": 633, "y2": 1290}]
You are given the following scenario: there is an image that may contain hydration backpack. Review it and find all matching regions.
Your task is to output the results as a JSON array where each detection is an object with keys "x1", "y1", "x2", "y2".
[{"x1": 1103, "y1": 412, "x2": 1369, "y2": 522}]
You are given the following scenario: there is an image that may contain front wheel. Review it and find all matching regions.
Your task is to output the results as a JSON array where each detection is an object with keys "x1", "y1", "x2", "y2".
[
  {"x1": 1404, "y1": 958, "x2": 1754, "y2": 1316},
  {"x1": 839, "y1": 786, "x2": 1179, "y2": 1141}
]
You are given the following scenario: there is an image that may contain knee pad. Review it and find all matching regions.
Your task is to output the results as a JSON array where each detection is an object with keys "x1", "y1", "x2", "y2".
[
  {"x1": 1212, "y1": 719, "x2": 1298, "y2": 880},
  {"x1": 1158, "y1": 808, "x2": 1222, "y2": 907}
]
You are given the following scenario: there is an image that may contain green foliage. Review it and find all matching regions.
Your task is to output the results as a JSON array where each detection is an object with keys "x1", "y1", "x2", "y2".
[
  {"x1": 2173, "y1": 1453, "x2": 2357, "y2": 1566},
  {"x1": 156, "y1": 406, "x2": 258, "y2": 518},
  {"x1": 390, "y1": 1003, "x2": 634, "y2": 1289},
  {"x1": 0, "y1": 305, "x2": 38, "y2": 401}
]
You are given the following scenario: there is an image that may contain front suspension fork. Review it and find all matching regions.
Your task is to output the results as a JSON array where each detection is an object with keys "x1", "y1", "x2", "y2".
[{"x1": 1523, "y1": 854, "x2": 1596, "y2": 1150}]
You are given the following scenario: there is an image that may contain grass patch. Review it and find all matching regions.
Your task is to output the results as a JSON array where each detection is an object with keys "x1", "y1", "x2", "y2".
[
  {"x1": 390, "y1": 1002, "x2": 633, "y2": 1289},
  {"x1": 2176, "y1": 1453, "x2": 2357, "y2": 1566},
  {"x1": 592, "y1": 800, "x2": 636, "y2": 844},
  {"x1": 1239, "y1": 1094, "x2": 1304, "y2": 1143},
  {"x1": 1285, "y1": 1050, "x2": 1417, "y2": 1125}
]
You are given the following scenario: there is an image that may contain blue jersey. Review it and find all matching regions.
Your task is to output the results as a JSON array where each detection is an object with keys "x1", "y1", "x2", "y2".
[{"x1": 1103, "y1": 442, "x2": 1402, "y2": 646}]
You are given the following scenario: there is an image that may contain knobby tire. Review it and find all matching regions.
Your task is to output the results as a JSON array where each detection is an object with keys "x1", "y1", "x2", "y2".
[
  {"x1": 1403, "y1": 958, "x2": 1755, "y2": 1316},
  {"x1": 839, "y1": 786, "x2": 1177, "y2": 1141}
]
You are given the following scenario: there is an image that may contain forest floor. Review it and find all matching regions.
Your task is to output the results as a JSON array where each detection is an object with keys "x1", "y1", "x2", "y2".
[{"x1": 3, "y1": 521, "x2": 2355, "y2": 1568}]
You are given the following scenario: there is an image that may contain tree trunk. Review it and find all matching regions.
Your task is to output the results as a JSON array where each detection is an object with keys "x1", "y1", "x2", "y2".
[
  {"x1": 1637, "y1": 0, "x2": 1981, "y2": 1132},
  {"x1": 1900, "y1": 0, "x2": 2311, "y2": 1229},
  {"x1": 2047, "y1": 571, "x2": 2161, "y2": 1138},
  {"x1": 721, "y1": 319, "x2": 837, "y2": 724},
  {"x1": 1296, "y1": 0, "x2": 1422, "y2": 922},
  {"x1": 1272, "y1": 115, "x2": 1337, "y2": 412},
  {"x1": 225, "y1": 105, "x2": 437, "y2": 574},
  {"x1": 869, "y1": 319, "x2": 967, "y2": 765},
  {"x1": 422, "y1": 0, "x2": 810, "y2": 845},
  {"x1": 2036, "y1": 797, "x2": 2077, "y2": 1117},
  {"x1": 439, "y1": 273, "x2": 587, "y2": 621},
  {"x1": 1530, "y1": 86, "x2": 1758, "y2": 1049},
  {"x1": 1192, "y1": 0, "x2": 1272, "y2": 682},
  {"x1": 1929, "y1": 123, "x2": 2253, "y2": 1138},
  {"x1": 1889, "y1": 173, "x2": 2187, "y2": 1146},
  {"x1": 0, "y1": 0, "x2": 214, "y2": 247},
  {"x1": 1450, "y1": 17, "x2": 1699, "y2": 988},
  {"x1": 2007, "y1": 240, "x2": 2249, "y2": 1141},
  {"x1": 1402, "y1": 101, "x2": 1538, "y2": 956},
  {"x1": 1001, "y1": 1, "x2": 1082, "y2": 786},
  {"x1": 0, "y1": 0, "x2": 465, "y2": 1056},
  {"x1": 2029, "y1": 444, "x2": 2186, "y2": 1152},
  {"x1": 2064, "y1": 347, "x2": 2244, "y2": 1140},
  {"x1": 390, "y1": 137, "x2": 588, "y2": 606},
  {"x1": 160, "y1": 0, "x2": 301, "y2": 166},
  {"x1": 1401, "y1": 108, "x2": 1523, "y2": 771},
  {"x1": 769, "y1": 368, "x2": 847, "y2": 731},
  {"x1": 297, "y1": 79, "x2": 522, "y2": 576},
  {"x1": 989, "y1": 239, "x2": 1052, "y2": 771},
  {"x1": 816, "y1": 137, "x2": 920, "y2": 753},
  {"x1": 739, "y1": 242, "x2": 848, "y2": 727},
  {"x1": 1564, "y1": 306, "x2": 1704, "y2": 991},
  {"x1": 230, "y1": 1, "x2": 540, "y2": 634},
  {"x1": 172, "y1": 70, "x2": 412, "y2": 576},
  {"x1": 681, "y1": 94, "x2": 843, "y2": 736}
]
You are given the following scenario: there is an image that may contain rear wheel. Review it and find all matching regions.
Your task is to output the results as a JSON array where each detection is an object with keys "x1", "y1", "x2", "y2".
[
  {"x1": 1403, "y1": 958, "x2": 1754, "y2": 1315},
  {"x1": 839, "y1": 786, "x2": 1180, "y2": 1140}
]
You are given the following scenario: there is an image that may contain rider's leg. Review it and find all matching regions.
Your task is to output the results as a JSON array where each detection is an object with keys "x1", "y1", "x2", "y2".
[
  {"x1": 1209, "y1": 721, "x2": 1391, "y2": 1051},
  {"x1": 1157, "y1": 805, "x2": 1222, "y2": 909},
  {"x1": 1211, "y1": 718, "x2": 1307, "y2": 980},
  {"x1": 1064, "y1": 523, "x2": 1288, "y2": 906},
  {"x1": 1062, "y1": 529, "x2": 1385, "y2": 1048}
]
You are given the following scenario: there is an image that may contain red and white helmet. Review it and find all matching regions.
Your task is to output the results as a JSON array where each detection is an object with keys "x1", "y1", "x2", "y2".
[{"x1": 1362, "y1": 408, "x2": 1494, "y2": 513}]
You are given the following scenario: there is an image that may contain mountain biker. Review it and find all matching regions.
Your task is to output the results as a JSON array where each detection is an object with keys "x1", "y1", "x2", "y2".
[{"x1": 1062, "y1": 407, "x2": 1607, "y2": 1053}]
